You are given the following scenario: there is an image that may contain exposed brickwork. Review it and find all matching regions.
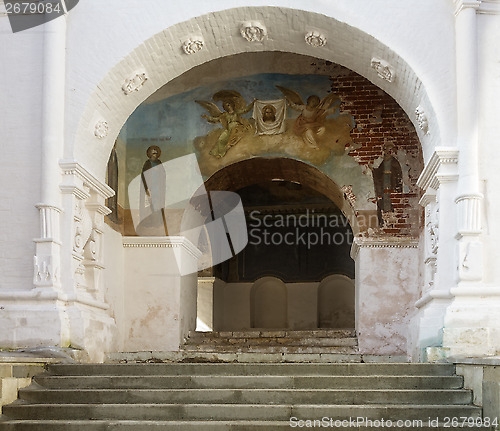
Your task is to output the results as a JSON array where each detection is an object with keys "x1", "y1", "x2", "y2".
[{"x1": 330, "y1": 70, "x2": 423, "y2": 237}]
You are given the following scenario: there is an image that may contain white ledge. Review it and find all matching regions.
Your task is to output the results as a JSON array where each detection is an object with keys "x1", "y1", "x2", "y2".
[
  {"x1": 123, "y1": 236, "x2": 202, "y2": 259},
  {"x1": 59, "y1": 159, "x2": 115, "y2": 199}
]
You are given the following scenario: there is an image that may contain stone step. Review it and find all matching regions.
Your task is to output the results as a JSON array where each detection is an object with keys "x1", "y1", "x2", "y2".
[
  {"x1": 188, "y1": 329, "x2": 356, "y2": 339},
  {"x1": 108, "y1": 351, "x2": 365, "y2": 363},
  {"x1": 184, "y1": 337, "x2": 358, "y2": 347},
  {"x1": 1, "y1": 403, "x2": 482, "y2": 421},
  {"x1": 0, "y1": 420, "x2": 493, "y2": 431},
  {"x1": 17, "y1": 388, "x2": 473, "y2": 405},
  {"x1": 46, "y1": 363, "x2": 457, "y2": 376},
  {"x1": 32, "y1": 374, "x2": 465, "y2": 390},
  {"x1": 182, "y1": 344, "x2": 358, "y2": 354}
]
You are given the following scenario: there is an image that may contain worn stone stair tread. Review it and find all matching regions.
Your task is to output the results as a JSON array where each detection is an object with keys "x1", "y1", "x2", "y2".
[
  {"x1": 17, "y1": 387, "x2": 472, "y2": 405},
  {"x1": 31, "y1": 374, "x2": 465, "y2": 389},
  {"x1": 46, "y1": 363, "x2": 457, "y2": 376},
  {"x1": 2, "y1": 402, "x2": 482, "y2": 420},
  {"x1": 0, "y1": 420, "x2": 494, "y2": 431}
]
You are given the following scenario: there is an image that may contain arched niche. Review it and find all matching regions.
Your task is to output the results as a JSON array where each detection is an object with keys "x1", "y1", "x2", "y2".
[
  {"x1": 317, "y1": 274, "x2": 355, "y2": 329},
  {"x1": 250, "y1": 276, "x2": 288, "y2": 329}
]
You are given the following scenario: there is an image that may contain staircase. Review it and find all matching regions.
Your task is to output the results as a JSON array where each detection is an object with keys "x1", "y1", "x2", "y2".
[{"x1": 0, "y1": 362, "x2": 489, "y2": 430}]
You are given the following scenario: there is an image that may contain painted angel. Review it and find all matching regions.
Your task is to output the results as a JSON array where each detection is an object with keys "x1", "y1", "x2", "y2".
[
  {"x1": 196, "y1": 90, "x2": 255, "y2": 158},
  {"x1": 276, "y1": 85, "x2": 340, "y2": 148}
]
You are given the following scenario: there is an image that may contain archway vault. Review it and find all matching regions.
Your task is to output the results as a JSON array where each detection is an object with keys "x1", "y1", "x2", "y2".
[
  {"x1": 202, "y1": 157, "x2": 360, "y2": 235},
  {"x1": 73, "y1": 6, "x2": 437, "y2": 182}
]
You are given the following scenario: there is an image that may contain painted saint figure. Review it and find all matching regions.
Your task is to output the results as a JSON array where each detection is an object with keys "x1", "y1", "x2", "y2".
[
  {"x1": 196, "y1": 90, "x2": 255, "y2": 158},
  {"x1": 372, "y1": 143, "x2": 403, "y2": 226},
  {"x1": 277, "y1": 85, "x2": 340, "y2": 148},
  {"x1": 139, "y1": 145, "x2": 168, "y2": 235}
]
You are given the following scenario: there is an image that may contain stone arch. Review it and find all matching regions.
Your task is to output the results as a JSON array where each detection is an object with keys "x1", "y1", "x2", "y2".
[
  {"x1": 201, "y1": 157, "x2": 359, "y2": 234},
  {"x1": 250, "y1": 276, "x2": 288, "y2": 329},
  {"x1": 72, "y1": 6, "x2": 437, "y2": 182},
  {"x1": 317, "y1": 274, "x2": 355, "y2": 329}
]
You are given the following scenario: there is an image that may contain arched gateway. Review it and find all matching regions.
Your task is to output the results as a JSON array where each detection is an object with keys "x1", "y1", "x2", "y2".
[{"x1": 8, "y1": 4, "x2": 494, "y2": 364}]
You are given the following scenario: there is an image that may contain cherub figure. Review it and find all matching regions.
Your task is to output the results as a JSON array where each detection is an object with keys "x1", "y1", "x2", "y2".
[
  {"x1": 196, "y1": 90, "x2": 255, "y2": 158},
  {"x1": 277, "y1": 86, "x2": 340, "y2": 148}
]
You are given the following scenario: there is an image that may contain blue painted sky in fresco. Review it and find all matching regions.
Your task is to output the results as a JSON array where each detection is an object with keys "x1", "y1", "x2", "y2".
[{"x1": 120, "y1": 73, "x2": 336, "y2": 146}]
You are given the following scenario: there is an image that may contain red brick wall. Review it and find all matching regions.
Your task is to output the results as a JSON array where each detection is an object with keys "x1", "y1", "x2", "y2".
[{"x1": 330, "y1": 70, "x2": 423, "y2": 237}]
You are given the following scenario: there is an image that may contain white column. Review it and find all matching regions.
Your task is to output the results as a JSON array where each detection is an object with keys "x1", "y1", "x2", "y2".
[
  {"x1": 34, "y1": 11, "x2": 67, "y2": 290},
  {"x1": 454, "y1": 0, "x2": 483, "y2": 281},
  {"x1": 0, "y1": 13, "x2": 69, "y2": 352},
  {"x1": 441, "y1": 1, "x2": 500, "y2": 359}
]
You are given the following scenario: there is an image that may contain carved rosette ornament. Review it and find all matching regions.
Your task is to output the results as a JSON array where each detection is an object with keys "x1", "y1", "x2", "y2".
[
  {"x1": 305, "y1": 30, "x2": 327, "y2": 47},
  {"x1": 122, "y1": 72, "x2": 148, "y2": 95},
  {"x1": 415, "y1": 106, "x2": 429, "y2": 135},
  {"x1": 240, "y1": 21, "x2": 267, "y2": 42},
  {"x1": 182, "y1": 37, "x2": 204, "y2": 54},
  {"x1": 94, "y1": 120, "x2": 109, "y2": 139},
  {"x1": 371, "y1": 58, "x2": 395, "y2": 82}
]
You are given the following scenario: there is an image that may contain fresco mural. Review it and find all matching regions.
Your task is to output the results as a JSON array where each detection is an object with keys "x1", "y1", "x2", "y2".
[{"x1": 118, "y1": 73, "x2": 377, "y2": 214}]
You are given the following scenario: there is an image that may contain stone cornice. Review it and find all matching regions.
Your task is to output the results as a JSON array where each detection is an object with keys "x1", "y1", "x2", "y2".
[
  {"x1": 122, "y1": 236, "x2": 202, "y2": 259},
  {"x1": 59, "y1": 160, "x2": 115, "y2": 199},
  {"x1": 350, "y1": 237, "x2": 419, "y2": 260},
  {"x1": 417, "y1": 147, "x2": 459, "y2": 191}
]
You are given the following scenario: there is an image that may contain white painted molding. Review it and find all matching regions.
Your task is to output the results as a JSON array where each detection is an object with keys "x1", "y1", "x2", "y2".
[
  {"x1": 454, "y1": 0, "x2": 482, "y2": 15},
  {"x1": 123, "y1": 236, "x2": 202, "y2": 259},
  {"x1": 350, "y1": 237, "x2": 419, "y2": 259},
  {"x1": 415, "y1": 106, "x2": 429, "y2": 135},
  {"x1": 419, "y1": 191, "x2": 437, "y2": 208},
  {"x1": 240, "y1": 21, "x2": 267, "y2": 42},
  {"x1": 415, "y1": 289, "x2": 453, "y2": 309},
  {"x1": 417, "y1": 147, "x2": 459, "y2": 191},
  {"x1": 59, "y1": 160, "x2": 115, "y2": 199},
  {"x1": 122, "y1": 71, "x2": 148, "y2": 95},
  {"x1": 182, "y1": 37, "x2": 204, "y2": 54},
  {"x1": 477, "y1": 0, "x2": 500, "y2": 14},
  {"x1": 305, "y1": 30, "x2": 327, "y2": 47},
  {"x1": 94, "y1": 120, "x2": 109, "y2": 139},
  {"x1": 450, "y1": 285, "x2": 500, "y2": 296},
  {"x1": 370, "y1": 57, "x2": 395, "y2": 82}
]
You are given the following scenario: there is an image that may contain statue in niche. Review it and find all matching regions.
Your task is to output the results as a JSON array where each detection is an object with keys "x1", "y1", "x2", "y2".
[
  {"x1": 106, "y1": 142, "x2": 119, "y2": 222},
  {"x1": 196, "y1": 90, "x2": 255, "y2": 158},
  {"x1": 139, "y1": 145, "x2": 168, "y2": 235},
  {"x1": 276, "y1": 85, "x2": 340, "y2": 148},
  {"x1": 372, "y1": 143, "x2": 403, "y2": 226}
]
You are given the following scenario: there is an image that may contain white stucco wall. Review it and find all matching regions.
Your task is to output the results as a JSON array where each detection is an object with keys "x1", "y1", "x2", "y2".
[{"x1": 0, "y1": 12, "x2": 43, "y2": 292}]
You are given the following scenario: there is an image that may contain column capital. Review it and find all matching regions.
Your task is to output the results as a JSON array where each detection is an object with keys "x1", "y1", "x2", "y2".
[{"x1": 454, "y1": 0, "x2": 482, "y2": 15}]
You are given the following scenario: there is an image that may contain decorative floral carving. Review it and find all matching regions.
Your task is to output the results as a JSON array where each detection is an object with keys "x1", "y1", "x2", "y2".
[
  {"x1": 305, "y1": 30, "x2": 327, "y2": 47},
  {"x1": 371, "y1": 58, "x2": 395, "y2": 82},
  {"x1": 182, "y1": 37, "x2": 204, "y2": 54},
  {"x1": 94, "y1": 120, "x2": 109, "y2": 139},
  {"x1": 122, "y1": 72, "x2": 148, "y2": 95},
  {"x1": 415, "y1": 105, "x2": 429, "y2": 135},
  {"x1": 240, "y1": 21, "x2": 267, "y2": 42}
]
